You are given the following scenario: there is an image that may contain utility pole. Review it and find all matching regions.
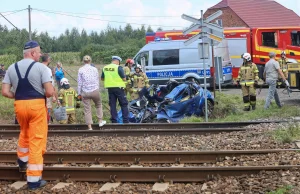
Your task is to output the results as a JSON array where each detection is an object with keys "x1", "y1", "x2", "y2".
[
  {"x1": 201, "y1": 10, "x2": 208, "y2": 122},
  {"x1": 211, "y1": 37, "x2": 216, "y2": 98},
  {"x1": 28, "y1": 5, "x2": 32, "y2": 40}
]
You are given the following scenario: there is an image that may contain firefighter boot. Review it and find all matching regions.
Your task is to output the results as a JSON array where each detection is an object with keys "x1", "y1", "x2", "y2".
[
  {"x1": 243, "y1": 96, "x2": 251, "y2": 111},
  {"x1": 243, "y1": 106, "x2": 251, "y2": 111},
  {"x1": 250, "y1": 95, "x2": 256, "y2": 110}
]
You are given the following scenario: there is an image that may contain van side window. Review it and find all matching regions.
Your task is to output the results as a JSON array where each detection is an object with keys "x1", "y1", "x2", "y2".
[
  {"x1": 291, "y1": 31, "x2": 300, "y2": 46},
  {"x1": 135, "y1": 51, "x2": 149, "y2": 66},
  {"x1": 262, "y1": 32, "x2": 278, "y2": 47},
  {"x1": 153, "y1": 49, "x2": 179, "y2": 66}
]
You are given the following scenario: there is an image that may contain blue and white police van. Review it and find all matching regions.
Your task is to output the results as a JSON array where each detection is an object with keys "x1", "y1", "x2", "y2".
[{"x1": 133, "y1": 39, "x2": 232, "y2": 86}]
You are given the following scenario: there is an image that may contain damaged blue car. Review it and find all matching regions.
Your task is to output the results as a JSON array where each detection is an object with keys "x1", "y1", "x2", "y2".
[{"x1": 156, "y1": 82, "x2": 214, "y2": 123}]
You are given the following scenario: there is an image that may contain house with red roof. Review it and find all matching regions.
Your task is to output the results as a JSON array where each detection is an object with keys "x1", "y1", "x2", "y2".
[{"x1": 204, "y1": 0, "x2": 300, "y2": 27}]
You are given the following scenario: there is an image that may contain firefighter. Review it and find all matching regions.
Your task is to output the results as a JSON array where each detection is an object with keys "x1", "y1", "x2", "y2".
[
  {"x1": 277, "y1": 51, "x2": 289, "y2": 87},
  {"x1": 237, "y1": 53, "x2": 259, "y2": 111},
  {"x1": 58, "y1": 78, "x2": 80, "y2": 124},
  {"x1": 129, "y1": 64, "x2": 150, "y2": 100},
  {"x1": 124, "y1": 59, "x2": 134, "y2": 96}
]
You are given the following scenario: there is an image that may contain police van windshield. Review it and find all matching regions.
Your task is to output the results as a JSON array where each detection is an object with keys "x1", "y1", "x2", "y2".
[{"x1": 135, "y1": 51, "x2": 149, "y2": 66}]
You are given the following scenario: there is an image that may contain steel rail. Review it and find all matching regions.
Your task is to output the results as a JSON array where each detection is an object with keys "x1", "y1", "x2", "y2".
[
  {"x1": 0, "y1": 120, "x2": 286, "y2": 131},
  {"x1": 0, "y1": 128, "x2": 248, "y2": 139},
  {"x1": 1, "y1": 165, "x2": 298, "y2": 182},
  {"x1": 0, "y1": 149, "x2": 298, "y2": 164}
]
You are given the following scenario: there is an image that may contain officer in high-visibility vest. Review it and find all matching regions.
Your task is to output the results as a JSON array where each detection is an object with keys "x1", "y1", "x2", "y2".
[
  {"x1": 101, "y1": 56, "x2": 129, "y2": 123},
  {"x1": 123, "y1": 59, "x2": 134, "y2": 96},
  {"x1": 129, "y1": 64, "x2": 150, "y2": 100},
  {"x1": 277, "y1": 51, "x2": 289, "y2": 87},
  {"x1": 237, "y1": 53, "x2": 259, "y2": 111},
  {"x1": 58, "y1": 78, "x2": 80, "y2": 124}
]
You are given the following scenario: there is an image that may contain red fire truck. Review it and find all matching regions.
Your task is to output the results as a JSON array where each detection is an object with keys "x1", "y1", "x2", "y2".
[{"x1": 146, "y1": 27, "x2": 300, "y2": 79}]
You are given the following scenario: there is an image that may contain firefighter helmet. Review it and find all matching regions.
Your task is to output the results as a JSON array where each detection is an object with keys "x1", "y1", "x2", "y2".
[
  {"x1": 60, "y1": 78, "x2": 69, "y2": 86},
  {"x1": 281, "y1": 51, "x2": 286, "y2": 56},
  {"x1": 135, "y1": 64, "x2": 142, "y2": 70},
  {"x1": 126, "y1": 59, "x2": 134, "y2": 64},
  {"x1": 242, "y1": 53, "x2": 251, "y2": 62}
]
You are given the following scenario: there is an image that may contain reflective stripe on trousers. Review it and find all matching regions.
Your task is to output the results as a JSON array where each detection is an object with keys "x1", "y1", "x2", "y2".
[{"x1": 14, "y1": 99, "x2": 48, "y2": 183}]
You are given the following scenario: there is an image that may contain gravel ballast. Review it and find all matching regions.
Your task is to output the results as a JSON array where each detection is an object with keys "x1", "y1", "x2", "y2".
[{"x1": 0, "y1": 123, "x2": 296, "y2": 152}]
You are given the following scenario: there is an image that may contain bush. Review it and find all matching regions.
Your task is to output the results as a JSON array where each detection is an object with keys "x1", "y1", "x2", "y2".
[
  {"x1": 0, "y1": 54, "x2": 17, "y2": 67},
  {"x1": 50, "y1": 52, "x2": 81, "y2": 66},
  {"x1": 80, "y1": 43, "x2": 141, "y2": 64}
]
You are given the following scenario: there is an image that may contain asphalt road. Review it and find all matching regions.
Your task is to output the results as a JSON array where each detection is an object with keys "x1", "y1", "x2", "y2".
[{"x1": 220, "y1": 87, "x2": 300, "y2": 106}]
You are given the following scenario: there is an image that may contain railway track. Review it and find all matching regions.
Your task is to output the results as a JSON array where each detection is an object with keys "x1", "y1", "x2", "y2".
[
  {"x1": 0, "y1": 128, "x2": 247, "y2": 138},
  {"x1": 0, "y1": 120, "x2": 285, "y2": 131},
  {"x1": 2, "y1": 165, "x2": 299, "y2": 182},
  {"x1": 0, "y1": 120, "x2": 285, "y2": 138},
  {"x1": 0, "y1": 149, "x2": 298, "y2": 164},
  {"x1": 0, "y1": 149, "x2": 299, "y2": 182}
]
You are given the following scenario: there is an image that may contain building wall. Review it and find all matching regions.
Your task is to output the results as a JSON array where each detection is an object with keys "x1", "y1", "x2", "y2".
[{"x1": 204, "y1": 7, "x2": 249, "y2": 27}]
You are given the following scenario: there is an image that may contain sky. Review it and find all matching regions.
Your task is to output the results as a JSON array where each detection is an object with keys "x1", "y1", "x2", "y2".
[{"x1": 0, "y1": 0, "x2": 300, "y2": 37}]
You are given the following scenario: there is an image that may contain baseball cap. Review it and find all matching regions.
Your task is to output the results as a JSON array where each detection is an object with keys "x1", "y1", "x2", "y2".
[
  {"x1": 24, "y1": 40, "x2": 42, "y2": 50},
  {"x1": 0, "y1": 64, "x2": 4, "y2": 67},
  {"x1": 112, "y1": 56, "x2": 122, "y2": 62},
  {"x1": 83, "y1": 55, "x2": 92, "y2": 61}
]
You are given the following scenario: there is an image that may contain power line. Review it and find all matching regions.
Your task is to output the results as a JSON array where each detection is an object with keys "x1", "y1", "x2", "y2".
[
  {"x1": 0, "y1": 12, "x2": 20, "y2": 30},
  {"x1": 33, "y1": 8, "x2": 200, "y2": 18},
  {"x1": 0, "y1": 10, "x2": 29, "y2": 41},
  {"x1": 0, "y1": 9, "x2": 27, "y2": 14},
  {"x1": 2, "y1": 9, "x2": 27, "y2": 17},
  {"x1": 33, "y1": 8, "x2": 186, "y2": 28}
]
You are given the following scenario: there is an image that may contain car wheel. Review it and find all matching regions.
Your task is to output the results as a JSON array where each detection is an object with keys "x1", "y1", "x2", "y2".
[
  {"x1": 156, "y1": 118, "x2": 170, "y2": 123},
  {"x1": 201, "y1": 100, "x2": 214, "y2": 117},
  {"x1": 186, "y1": 77, "x2": 200, "y2": 85}
]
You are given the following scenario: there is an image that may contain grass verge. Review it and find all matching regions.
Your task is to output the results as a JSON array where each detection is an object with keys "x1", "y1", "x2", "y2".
[
  {"x1": 271, "y1": 123, "x2": 300, "y2": 143},
  {"x1": 180, "y1": 92, "x2": 300, "y2": 123},
  {"x1": 267, "y1": 185, "x2": 293, "y2": 194}
]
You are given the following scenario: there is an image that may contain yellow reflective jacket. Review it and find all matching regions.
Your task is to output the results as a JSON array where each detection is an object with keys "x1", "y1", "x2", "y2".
[
  {"x1": 237, "y1": 62, "x2": 259, "y2": 86},
  {"x1": 58, "y1": 87, "x2": 78, "y2": 113},
  {"x1": 130, "y1": 72, "x2": 149, "y2": 88}
]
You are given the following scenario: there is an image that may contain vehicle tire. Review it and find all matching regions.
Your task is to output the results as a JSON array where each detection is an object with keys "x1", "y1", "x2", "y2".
[
  {"x1": 201, "y1": 100, "x2": 214, "y2": 117},
  {"x1": 186, "y1": 77, "x2": 200, "y2": 85},
  {"x1": 156, "y1": 118, "x2": 170, "y2": 123},
  {"x1": 142, "y1": 110, "x2": 153, "y2": 123}
]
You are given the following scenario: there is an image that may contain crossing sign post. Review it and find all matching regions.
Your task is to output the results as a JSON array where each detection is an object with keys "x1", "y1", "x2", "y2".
[{"x1": 181, "y1": 10, "x2": 223, "y2": 122}]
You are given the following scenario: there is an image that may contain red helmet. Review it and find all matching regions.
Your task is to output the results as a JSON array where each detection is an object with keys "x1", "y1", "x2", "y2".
[{"x1": 126, "y1": 59, "x2": 134, "y2": 64}]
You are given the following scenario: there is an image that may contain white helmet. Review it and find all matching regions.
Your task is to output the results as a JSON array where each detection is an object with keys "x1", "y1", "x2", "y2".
[
  {"x1": 281, "y1": 51, "x2": 286, "y2": 56},
  {"x1": 60, "y1": 78, "x2": 69, "y2": 86},
  {"x1": 135, "y1": 64, "x2": 142, "y2": 70},
  {"x1": 242, "y1": 53, "x2": 251, "y2": 62}
]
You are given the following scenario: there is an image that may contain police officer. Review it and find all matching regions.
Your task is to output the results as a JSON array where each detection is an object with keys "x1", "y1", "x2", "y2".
[
  {"x1": 101, "y1": 56, "x2": 129, "y2": 123},
  {"x1": 278, "y1": 51, "x2": 289, "y2": 86},
  {"x1": 129, "y1": 64, "x2": 150, "y2": 100},
  {"x1": 237, "y1": 53, "x2": 259, "y2": 111},
  {"x1": 1, "y1": 40, "x2": 54, "y2": 190},
  {"x1": 124, "y1": 59, "x2": 134, "y2": 96}
]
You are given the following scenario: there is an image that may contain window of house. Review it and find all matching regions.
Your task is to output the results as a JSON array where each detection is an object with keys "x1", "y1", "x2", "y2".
[
  {"x1": 291, "y1": 31, "x2": 300, "y2": 46},
  {"x1": 262, "y1": 32, "x2": 278, "y2": 47},
  {"x1": 153, "y1": 49, "x2": 179, "y2": 66},
  {"x1": 135, "y1": 51, "x2": 149, "y2": 66},
  {"x1": 215, "y1": 19, "x2": 223, "y2": 27}
]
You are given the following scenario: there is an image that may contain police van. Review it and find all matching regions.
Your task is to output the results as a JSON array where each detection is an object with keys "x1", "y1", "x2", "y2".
[{"x1": 133, "y1": 39, "x2": 232, "y2": 86}]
